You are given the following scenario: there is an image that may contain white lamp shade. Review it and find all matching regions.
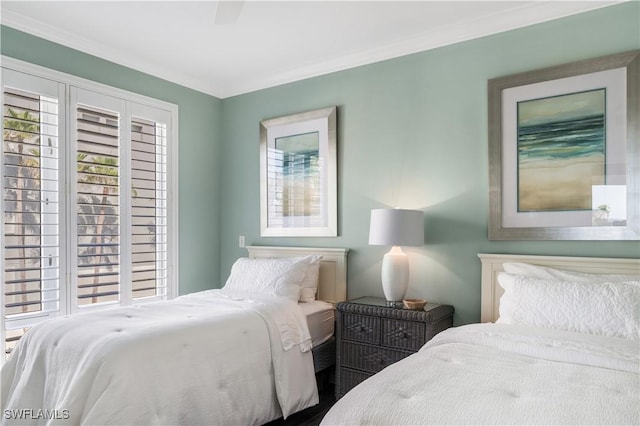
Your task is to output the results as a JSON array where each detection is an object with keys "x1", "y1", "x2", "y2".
[{"x1": 368, "y1": 209, "x2": 424, "y2": 246}]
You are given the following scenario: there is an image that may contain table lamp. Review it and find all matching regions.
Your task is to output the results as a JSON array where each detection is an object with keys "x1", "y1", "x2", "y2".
[{"x1": 368, "y1": 208, "x2": 424, "y2": 302}]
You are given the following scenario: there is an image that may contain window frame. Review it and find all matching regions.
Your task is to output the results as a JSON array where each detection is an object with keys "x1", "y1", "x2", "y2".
[{"x1": 1, "y1": 56, "x2": 180, "y2": 357}]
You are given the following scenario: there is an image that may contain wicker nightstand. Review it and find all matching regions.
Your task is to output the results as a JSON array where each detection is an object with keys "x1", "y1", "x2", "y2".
[{"x1": 335, "y1": 297, "x2": 454, "y2": 399}]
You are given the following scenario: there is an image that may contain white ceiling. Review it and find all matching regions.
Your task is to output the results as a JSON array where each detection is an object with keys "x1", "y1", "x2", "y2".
[{"x1": 1, "y1": 1, "x2": 622, "y2": 98}]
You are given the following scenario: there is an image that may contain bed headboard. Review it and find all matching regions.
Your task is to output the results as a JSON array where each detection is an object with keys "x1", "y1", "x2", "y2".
[
  {"x1": 246, "y1": 246, "x2": 349, "y2": 304},
  {"x1": 478, "y1": 253, "x2": 640, "y2": 323}
]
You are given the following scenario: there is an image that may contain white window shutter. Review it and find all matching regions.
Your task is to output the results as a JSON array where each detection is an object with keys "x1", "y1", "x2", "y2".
[
  {"x1": 2, "y1": 70, "x2": 65, "y2": 354},
  {"x1": 1, "y1": 60, "x2": 178, "y2": 356},
  {"x1": 71, "y1": 89, "x2": 124, "y2": 309}
]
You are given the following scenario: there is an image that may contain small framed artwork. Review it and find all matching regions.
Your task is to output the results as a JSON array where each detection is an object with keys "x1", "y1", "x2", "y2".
[
  {"x1": 260, "y1": 106, "x2": 337, "y2": 237},
  {"x1": 488, "y1": 50, "x2": 639, "y2": 240}
]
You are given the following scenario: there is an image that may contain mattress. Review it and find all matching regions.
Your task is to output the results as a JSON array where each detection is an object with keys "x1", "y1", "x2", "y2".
[{"x1": 300, "y1": 300, "x2": 335, "y2": 348}]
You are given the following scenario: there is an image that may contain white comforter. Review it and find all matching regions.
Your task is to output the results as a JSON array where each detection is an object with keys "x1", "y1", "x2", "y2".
[
  {"x1": 322, "y1": 323, "x2": 639, "y2": 425},
  {"x1": 1, "y1": 290, "x2": 318, "y2": 425}
]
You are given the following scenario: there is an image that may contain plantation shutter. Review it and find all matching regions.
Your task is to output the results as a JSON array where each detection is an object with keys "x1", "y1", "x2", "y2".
[
  {"x1": 2, "y1": 71, "x2": 64, "y2": 353},
  {"x1": 71, "y1": 90, "x2": 173, "y2": 308},
  {"x1": 72, "y1": 88, "x2": 123, "y2": 308},
  {"x1": 2, "y1": 61, "x2": 177, "y2": 357},
  {"x1": 130, "y1": 113, "x2": 168, "y2": 299}
]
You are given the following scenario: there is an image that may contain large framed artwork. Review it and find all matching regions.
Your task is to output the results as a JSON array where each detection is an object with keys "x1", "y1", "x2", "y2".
[
  {"x1": 488, "y1": 50, "x2": 639, "y2": 240},
  {"x1": 260, "y1": 106, "x2": 337, "y2": 237}
]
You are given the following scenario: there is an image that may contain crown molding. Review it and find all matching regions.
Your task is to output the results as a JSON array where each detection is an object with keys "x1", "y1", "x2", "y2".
[
  {"x1": 1, "y1": 2, "x2": 623, "y2": 99},
  {"x1": 217, "y1": 2, "x2": 622, "y2": 98},
  {"x1": 1, "y1": 8, "x2": 223, "y2": 98}
]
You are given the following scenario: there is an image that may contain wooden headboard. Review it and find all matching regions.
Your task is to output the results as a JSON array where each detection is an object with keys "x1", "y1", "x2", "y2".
[
  {"x1": 478, "y1": 253, "x2": 640, "y2": 323},
  {"x1": 246, "y1": 246, "x2": 349, "y2": 304}
]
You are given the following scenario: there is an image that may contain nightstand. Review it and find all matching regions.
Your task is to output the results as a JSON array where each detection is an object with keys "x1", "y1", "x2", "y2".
[{"x1": 335, "y1": 297, "x2": 454, "y2": 399}]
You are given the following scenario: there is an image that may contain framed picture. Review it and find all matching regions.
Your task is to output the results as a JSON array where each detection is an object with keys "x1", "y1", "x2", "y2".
[
  {"x1": 260, "y1": 106, "x2": 337, "y2": 237},
  {"x1": 488, "y1": 50, "x2": 639, "y2": 240}
]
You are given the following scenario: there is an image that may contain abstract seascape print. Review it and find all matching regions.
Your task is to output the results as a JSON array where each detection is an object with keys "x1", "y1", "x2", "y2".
[
  {"x1": 277, "y1": 132, "x2": 320, "y2": 218},
  {"x1": 267, "y1": 131, "x2": 322, "y2": 228},
  {"x1": 517, "y1": 89, "x2": 606, "y2": 212}
]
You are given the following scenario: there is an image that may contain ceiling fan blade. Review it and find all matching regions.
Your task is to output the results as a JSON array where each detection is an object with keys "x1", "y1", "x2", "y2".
[{"x1": 214, "y1": 1, "x2": 245, "y2": 25}]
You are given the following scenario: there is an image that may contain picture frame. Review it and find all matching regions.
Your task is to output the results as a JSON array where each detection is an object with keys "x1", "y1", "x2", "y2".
[
  {"x1": 488, "y1": 50, "x2": 639, "y2": 240},
  {"x1": 260, "y1": 106, "x2": 337, "y2": 237}
]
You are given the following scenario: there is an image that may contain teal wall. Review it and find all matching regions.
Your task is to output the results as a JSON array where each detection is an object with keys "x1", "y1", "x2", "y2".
[
  {"x1": 1, "y1": 25, "x2": 223, "y2": 296},
  {"x1": 2, "y1": 3, "x2": 639, "y2": 324},
  {"x1": 219, "y1": 3, "x2": 640, "y2": 324}
]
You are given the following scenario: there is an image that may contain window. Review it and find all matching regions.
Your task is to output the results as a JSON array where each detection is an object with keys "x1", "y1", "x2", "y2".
[{"x1": 1, "y1": 59, "x2": 178, "y2": 355}]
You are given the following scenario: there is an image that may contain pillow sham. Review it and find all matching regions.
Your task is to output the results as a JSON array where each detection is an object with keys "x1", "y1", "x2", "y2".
[
  {"x1": 300, "y1": 255, "x2": 322, "y2": 303},
  {"x1": 502, "y1": 262, "x2": 640, "y2": 283},
  {"x1": 497, "y1": 272, "x2": 640, "y2": 340},
  {"x1": 222, "y1": 256, "x2": 313, "y2": 302}
]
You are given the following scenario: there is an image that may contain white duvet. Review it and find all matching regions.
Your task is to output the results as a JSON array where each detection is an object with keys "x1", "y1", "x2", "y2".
[
  {"x1": 322, "y1": 323, "x2": 639, "y2": 425},
  {"x1": 1, "y1": 290, "x2": 318, "y2": 425}
]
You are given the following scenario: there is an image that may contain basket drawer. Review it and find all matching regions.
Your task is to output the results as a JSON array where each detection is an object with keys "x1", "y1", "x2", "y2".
[
  {"x1": 342, "y1": 313, "x2": 380, "y2": 344},
  {"x1": 341, "y1": 341, "x2": 407, "y2": 373},
  {"x1": 339, "y1": 368, "x2": 373, "y2": 397},
  {"x1": 381, "y1": 318, "x2": 426, "y2": 351}
]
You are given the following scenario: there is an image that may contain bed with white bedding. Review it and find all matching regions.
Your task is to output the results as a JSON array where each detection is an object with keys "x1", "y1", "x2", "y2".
[
  {"x1": 321, "y1": 254, "x2": 639, "y2": 426},
  {"x1": 1, "y1": 246, "x2": 348, "y2": 426}
]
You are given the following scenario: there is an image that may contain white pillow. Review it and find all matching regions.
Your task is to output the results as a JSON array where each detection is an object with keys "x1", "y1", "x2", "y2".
[
  {"x1": 223, "y1": 256, "x2": 312, "y2": 301},
  {"x1": 503, "y1": 262, "x2": 640, "y2": 283},
  {"x1": 299, "y1": 255, "x2": 322, "y2": 303},
  {"x1": 497, "y1": 272, "x2": 640, "y2": 340}
]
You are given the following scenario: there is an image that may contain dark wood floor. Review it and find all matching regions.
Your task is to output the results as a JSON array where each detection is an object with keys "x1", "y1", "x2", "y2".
[{"x1": 264, "y1": 385, "x2": 336, "y2": 426}]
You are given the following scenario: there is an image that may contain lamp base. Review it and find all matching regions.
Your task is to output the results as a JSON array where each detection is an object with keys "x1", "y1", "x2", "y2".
[{"x1": 381, "y1": 246, "x2": 409, "y2": 302}]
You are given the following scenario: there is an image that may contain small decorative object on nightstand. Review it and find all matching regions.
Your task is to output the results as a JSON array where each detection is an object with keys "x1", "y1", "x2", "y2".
[
  {"x1": 335, "y1": 296, "x2": 454, "y2": 399},
  {"x1": 403, "y1": 298, "x2": 427, "y2": 310}
]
